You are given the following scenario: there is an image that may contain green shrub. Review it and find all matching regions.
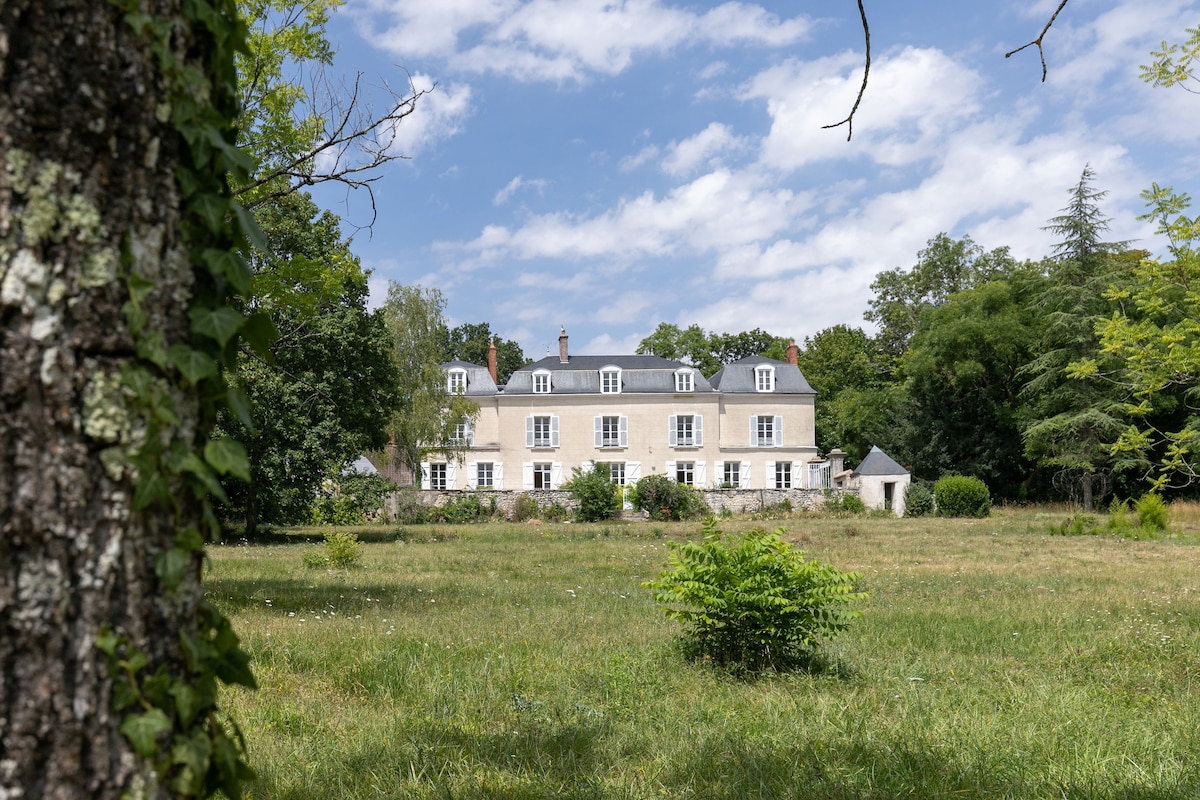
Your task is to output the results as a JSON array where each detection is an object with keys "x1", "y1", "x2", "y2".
[
  {"x1": 1135, "y1": 493, "x2": 1168, "y2": 532},
  {"x1": 824, "y1": 492, "x2": 865, "y2": 515},
  {"x1": 630, "y1": 474, "x2": 704, "y2": 521},
  {"x1": 934, "y1": 475, "x2": 991, "y2": 518},
  {"x1": 563, "y1": 464, "x2": 620, "y2": 522},
  {"x1": 304, "y1": 531, "x2": 363, "y2": 569},
  {"x1": 1050, "y1": 513, "x2": 1101, "y2": 536},
  {"x1": 511, "y1": 494, "x2": 538, "y2": 522},
  {"x1": 310, "y1": 473, "x2": 396, "y2": 525},
  {"x1": 904, "y1": 482, "x2": 935, "y2": 518},
  {"x1": 433, "y1": 493, "x2": 496, "y2": 524},
  {"x1": 645, "y1": 519, "x2": 866, "y2": 672}
]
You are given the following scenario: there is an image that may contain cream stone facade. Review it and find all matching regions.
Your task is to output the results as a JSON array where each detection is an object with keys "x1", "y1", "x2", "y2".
[{"x1": 421, "y1": 330, "x2": 835, "y2": 494}]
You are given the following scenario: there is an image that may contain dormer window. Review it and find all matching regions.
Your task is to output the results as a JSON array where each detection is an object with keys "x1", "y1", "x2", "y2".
[
  {"x1": 447, "y1": 369, "x2": 466, "y2": 394},
  {"x1": 675, "y1": 369, "x2": 694, "y2": 393},
  {"x1": 600, "y1": 367, "x2": 621, "y2": 394},
  {"x1": 533, "y1": 370, "x2": 551, "y2": 394},
  {"x1": 755, "y1": 365, "x2": 775, "y2": 392}
]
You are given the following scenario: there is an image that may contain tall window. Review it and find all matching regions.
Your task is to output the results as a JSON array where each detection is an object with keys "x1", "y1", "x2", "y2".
[
  {"x1": 723, "y1": 461, "x2": 740, "y2": 488},
  {"x1": 451, "y1": 421, "x2": 472, "y2": 445},
  {"x1": 676, "y1": 461, "x2": 695, "y2": 486},
  {"x1": 533, "y1": 371, "x2": 550, "y2": 393},
  {"x1": 601, "y1": 416, "x2": 621, "y2": 447},
  {"x1": 600, "y1": 368, "x2": 621, "y2": 394},
  {"x1": 674, "y1": 415, "x2": 695, "y2": 446},
  {"x1": 447, "y1": 370, "x2": 466, "y2": 393},
  {"x1": 605, "y1": 462, "x2": 626, "y2": 485},
  {"x1": 476, "y1": 462, "x2": 494, "y2": 488},
  {"x1": 533, "y1": 462, "x2": 552, "y2": 489},
  {"x1": 774, "y1": 461, "x2": 792, "y2": 489},
  {"x1": 532, "y1": 416, "x2": 553, "y2": 447},
  {"x1": 675, "y1": 370, "x2": 693, "y2": 392},
  {"x1": 429, "y1": 463, "x2": 447, "y2": 490},
  {"x1": 754, "y1": 415, "x2": 780, "y2": 447},
  {"x1": 755, "y1": 366, "x2": 775, "y2": 392}
]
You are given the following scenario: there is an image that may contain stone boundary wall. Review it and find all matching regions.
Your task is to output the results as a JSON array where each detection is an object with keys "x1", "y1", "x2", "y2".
[{"x1": 386, "y1": 487, "x2": 857, "y2": 521}]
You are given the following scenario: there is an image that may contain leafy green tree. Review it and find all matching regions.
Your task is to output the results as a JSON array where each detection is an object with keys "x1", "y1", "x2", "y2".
[
  {"x1": 563, "y1": 464, "x2": 621, "y2": 522},
  {"x1": 903, "y1": 274, "x2": 1044, "y2": 500},
  {"x1": 866, "y1": 233, "x2": 1025, "y2": 361},
  {"x1": 1141, "y1": 25, "x2": 1200, "y2": 91},
  {"x1": 637, "y1": 322, "x2": 788, "y2": 376},
  {"x1": 1077, "y1": 185, "x2": 1200, "y2": 489},
  {"x1": 1018, "y1": 167, "x2": 1131, "y2": 510},
  {"x1": 232, "y1": 0, "x2": 422, "y2": 214},
  {"x1": 381, "y1": 283, "x2": 479, "y2": 477},
  {"x1": 441, "y1": 321, "x2": 529, "y2": 384},
  {"x1": 795, "y1": 325, "x2": 902, "y2": 461},
  {"x1": 220, "y1": 192, "x2": 400, "y2": 532}
]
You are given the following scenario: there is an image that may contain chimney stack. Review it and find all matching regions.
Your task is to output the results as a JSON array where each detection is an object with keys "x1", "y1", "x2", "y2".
[
  {"x1": 786, "y1": 339, "x2": 798, "y2": 365},
  {"x1": 828, "y1": 448, "x2": 846, "y2": 475},
  {"x1": 558, "y1": 327, "x2": 569, "y2": 363},
  {"x1": 487, "y1": 338, "x2": 498, "y2": 383}
]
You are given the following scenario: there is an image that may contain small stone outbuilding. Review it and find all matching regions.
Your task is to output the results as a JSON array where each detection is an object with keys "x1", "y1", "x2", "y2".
[{"x1": 833, "y1": 446, "x2": 911, "y2": 516}]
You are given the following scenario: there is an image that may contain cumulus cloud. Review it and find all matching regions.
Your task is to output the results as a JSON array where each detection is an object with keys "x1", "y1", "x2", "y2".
[{"x1": 661, "y1": 122, "x2": 749, "y2": 176}]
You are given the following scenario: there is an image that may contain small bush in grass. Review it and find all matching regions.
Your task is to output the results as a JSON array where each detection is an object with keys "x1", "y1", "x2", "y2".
[
  {"x1": 511, "y1": 494, "x2": 538, "y2": 522},
  {"x1": 904, "y1": 481, "x2": 936, "y2": 517},
  {"x1": 824, "y1": 492, "x2": 865, "y2": 515},
  {"x1": 310, "y1": 473, "x2": 396, "y2": 525},
  {"x1": 304, "y1": 531, "x2": 362, "y2": 569},
  {"x1": 630, "y1": 474, "x2": 704, "y2": 521},
  {"x1": 1050, "y1": 513, "x2": 1101, "y2": 536},
  {"x1": 563, "y1": 464, "x2": 620, "y2": 522},
  {"x1": 934, "y1": 475, "x2": 991, "y2": 518},
  {"x1": 1135, "y1": 493, "x2": 1168, "y2": 532},
  {"x1": 645, "y1": 519, "x2": 867, "y2": 672}
]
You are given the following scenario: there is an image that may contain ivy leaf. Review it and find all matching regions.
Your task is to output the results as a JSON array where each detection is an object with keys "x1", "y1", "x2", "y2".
[
  {"x1": 155, "y1": 547, "x2": 191, "y2": 591},
  {"x1": 189, "y1": 193, "x2": 227, "y2": 234},
  {"x1": 190, "y1": 305, "x2": 244, "y2": 349},
  {"x1": 233, "y1": 201, "x2": 268, "y2": 254},
  {"x1": 120, "y1": 709, "x2": 172, "y2": 758},
  {"x1": 179, "y1": 451, "x2": 228, "y2": 503},
  {"x1": 168, "y1": 345, "x2": 218, "y2": 385},
  {"x1": 133, "y1": 469, "x2": 171, "y2": 511},
  {"x1": 240, "y1": 311, "x2": 278, "y2": 361},
  {"x1": 95, "y1": 627, "x2": 120, "y2": 656},
  {"x1": 224, "y1": 385, "x2": 254, "y2": 431},
  {"x1": 200, "y1": 249, "x2": 251, "y2": 296},
  {"x1": 205, "y1": 438, "x2": 250, "y2": 481},
  {"x1": 169, "y1": 683, "x2": 201, "y2": 728}
]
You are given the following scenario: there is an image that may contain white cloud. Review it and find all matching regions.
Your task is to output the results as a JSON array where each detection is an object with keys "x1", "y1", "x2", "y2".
[
  {"x1": 661, "y1": 122, "x2": 748, "y2": 176},
  {"x1": 384, "y1": 74, "x2": 473, "y2": 156},
  {"x1": 493, "y1": 175, "x2": 549, "y2": 205}
]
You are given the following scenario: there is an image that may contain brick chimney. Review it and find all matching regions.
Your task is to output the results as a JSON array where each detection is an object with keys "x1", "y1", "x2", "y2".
[
  {"x1": 487, "y1": 338, "x2": 498, "y2": 383},
  {"x1": 786, "y1": 339, "x2": 798, "y2": 365},
  {"x1": 558, "y1": 327, "x2": 569, "y2": 363}
]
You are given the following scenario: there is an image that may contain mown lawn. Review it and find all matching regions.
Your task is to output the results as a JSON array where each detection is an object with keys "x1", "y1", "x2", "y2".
[{"x1": 207, "y1": 508, "x2": 1200, "y2": 799}]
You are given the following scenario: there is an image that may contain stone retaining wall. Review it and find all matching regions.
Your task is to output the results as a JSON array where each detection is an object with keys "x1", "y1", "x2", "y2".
[{"x1": 386, "y1": 487, "x2": 855, "y2": 521}]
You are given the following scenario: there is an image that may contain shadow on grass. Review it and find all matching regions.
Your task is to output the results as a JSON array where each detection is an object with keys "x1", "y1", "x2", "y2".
[{"x1": 204, "y1": 576, "x2": 461, "y2": 616}]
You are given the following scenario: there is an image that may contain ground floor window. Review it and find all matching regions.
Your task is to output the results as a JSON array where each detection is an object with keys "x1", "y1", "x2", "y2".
[
  {"x1": 533, "y1": 462, "x2": 552, "y2": 489},
  {"x1": 604, "y1": 462, "x2": 626, "y2": 485},
  {"x1": 774, "y1": 461, "x2": 791, "y2": 489},
  {"x1": 477, "y1": 462, "x2": 493, "y2": 488},
  {"x1": 429, "y1": 463, "x2": 447, "y2": 490},
  {"x1": 723, "y1": 461, "x2": 740, "y2": 488},
  {"x1": 676, "y1": 461, "x2": 695, "y2": 486}
]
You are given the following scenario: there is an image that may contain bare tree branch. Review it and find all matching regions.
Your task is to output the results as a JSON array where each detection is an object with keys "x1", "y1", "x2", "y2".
[
  {"x1": 823, "y1": 0, "x2": 870, "y2": 141},
  {"x1": 1005, "y1": 0, "x2": 1072, "y2": 82}
]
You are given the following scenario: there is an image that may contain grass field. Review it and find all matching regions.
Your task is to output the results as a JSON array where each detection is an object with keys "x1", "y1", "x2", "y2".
[{"x1": 207, "y1": 508, "x2": 1200, "y2": 799}]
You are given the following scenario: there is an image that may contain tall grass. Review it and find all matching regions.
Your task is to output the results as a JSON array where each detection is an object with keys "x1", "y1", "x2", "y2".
[{"x1": 207, "y1": 511, "x2": 1200, "y2": 799}]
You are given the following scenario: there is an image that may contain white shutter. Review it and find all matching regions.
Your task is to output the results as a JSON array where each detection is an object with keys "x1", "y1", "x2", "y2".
[
  {"x1": 551, "y1": 462, "x2": 564, "y2": 488},
  {"x1": 766, "y1": 461, "x2": 775, "y2": 489},
  {"x1": 668, "y1": 415, "x2": 677, "y2": 446},
  {"x1": 525, "y1": 416, "x2": 534, "y2": 448},
  {"x1": 594, "y1": 416, "x2": 603, "y2": 447},
  {"x1": 446, "y1": 461, "x2": 457, "y2": 490},
  {"x1": 522, "y1": 462, "x2": 534, "y2": 490},
  {"x1": 665, "y1": 460, "x2": 676, "y2": 481},
  {"x1": 774, "y1": 416, "x2": 783, "y2": 447},
  {"x1": 695, "y1": 461, "x2": 707, "y2": 487},
  {"x1": 626, "y1": 461, "x2": 641, "y2": 482},
  {"x1": 494, "y1": 463, "x2": 505, "y2": 490},
  {"x1": 741, "y1": 461, "x2": 752, "y2": 489},
  {"x1": 749, "y1": 416, "x2": 757, "y2": 446},
  {"x1": 466, "y1": 462, "x2": 477, "y2": 489},
  {"x1": 714, "y1": 460, "x2": 724, "y2": 485},
  {"x1": 550, "y1": 416, "x2": 560, "y2": 447},
  {"x1": 792, "y1": 462, "x2": 802, "y2": 489},
  {"x1": 619, "y1": 416, "x2": 628, "y2": 447},
  {"x1": 420, "y1": 462, "x2": 431, "y2": 490},
  {"x1": 694, "y1": 415, "x2": 703, "y2": 446},
  {"x1": 581, "y1": 460, "x2": 594, "y2": 476}
]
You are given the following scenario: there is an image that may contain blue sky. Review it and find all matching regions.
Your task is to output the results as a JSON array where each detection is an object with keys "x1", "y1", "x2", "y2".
[{"x1": 310, "y1": 0, "x2": 1200, "y2": 360}]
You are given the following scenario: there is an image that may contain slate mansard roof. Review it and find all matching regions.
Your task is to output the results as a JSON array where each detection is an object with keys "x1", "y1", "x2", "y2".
[
  {"x1": 441, "y1": 360, "x2": 499, "y2": 396},
  {"x1": 708, "y1": 355, "x2": 816, "y2": 395},
  {"x1": 503, "y1": 354, "x2": 715, "y2": 395}
]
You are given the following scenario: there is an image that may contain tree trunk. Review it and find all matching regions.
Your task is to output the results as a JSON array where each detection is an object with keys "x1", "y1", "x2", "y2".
[
  {"x1": 1081, "y1": 471, "x2": 1094, "y2": 513},
  {"x1": 1, "y1": 2, "x2": 207, "y2": 797}
]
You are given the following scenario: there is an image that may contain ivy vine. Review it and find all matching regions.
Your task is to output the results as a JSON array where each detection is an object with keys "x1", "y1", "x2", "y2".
[{"x1": 101, "y1": 0, "x2": 273, "y2": 797}]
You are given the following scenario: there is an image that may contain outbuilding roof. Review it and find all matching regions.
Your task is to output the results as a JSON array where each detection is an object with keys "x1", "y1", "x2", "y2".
[{"x1": 853, "y1": 446, "x2": 909, "y2": 476}]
